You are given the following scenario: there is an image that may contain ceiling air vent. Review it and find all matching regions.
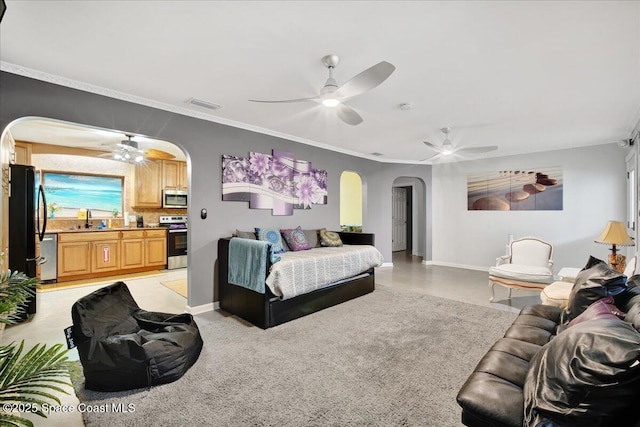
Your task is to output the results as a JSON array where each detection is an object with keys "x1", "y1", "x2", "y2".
[{"x1": 186, "y1": 97, "x2": 222, "y2": 110}]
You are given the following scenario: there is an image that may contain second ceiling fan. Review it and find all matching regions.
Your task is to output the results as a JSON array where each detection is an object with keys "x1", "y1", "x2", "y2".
[
  {"x1": 249, "y1": 54, "x2": 395, "y2": 126},
  {"x1": 421, "y1": 127, "x2": 498, "y2": 161}
]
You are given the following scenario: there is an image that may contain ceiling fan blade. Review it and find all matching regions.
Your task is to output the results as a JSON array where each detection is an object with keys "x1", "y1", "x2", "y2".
[
  {"x1": 336, "y1": 61, "x2": 395, "y2": 99},
  {"x1": 336, "y1": 104, "x2": 364, "y2": 126},
  {"x1": 420, "y1": 152, "x2": 440, "y2": 161},
  {"x1": 422, "y1": 141, "x2": 440, "y2": 151},
  {"x1": 248, "y1": 96, "x2": 319, "y2": 104},
  {"x1": 457, "y1": 146, "x2": 498, "y2": 154}
]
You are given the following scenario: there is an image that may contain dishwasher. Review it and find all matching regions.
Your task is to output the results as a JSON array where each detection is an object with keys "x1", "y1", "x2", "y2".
[{"x1": 39, "y1": 233, "x2": 57, "y2": 283}]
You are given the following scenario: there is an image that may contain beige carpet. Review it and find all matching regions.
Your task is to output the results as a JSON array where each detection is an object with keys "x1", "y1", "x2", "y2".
[
  {"x1": 73, "y1": 285, "x2": 518, "y2": 427},
  {"x1": 160, "y1": 278, "x2": 187, "y2": 297}
]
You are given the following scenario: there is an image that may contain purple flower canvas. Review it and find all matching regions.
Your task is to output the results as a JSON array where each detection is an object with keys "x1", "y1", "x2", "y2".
[{"x1": 222, "y1": 150, "x2": 328, "y2": 216}]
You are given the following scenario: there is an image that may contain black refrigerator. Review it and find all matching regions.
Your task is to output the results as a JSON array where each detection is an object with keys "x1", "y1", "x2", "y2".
[{"x1": 8, "y1": 164, "x2": 47, "y2": 321}]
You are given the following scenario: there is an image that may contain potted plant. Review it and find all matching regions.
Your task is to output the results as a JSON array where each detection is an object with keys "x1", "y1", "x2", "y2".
[
  {"x1": 0, "y1": 253, "x2": 71, "y2": 427},
  {"x1": 47, "y1": 202, "x2": 60, "y2": 219}
]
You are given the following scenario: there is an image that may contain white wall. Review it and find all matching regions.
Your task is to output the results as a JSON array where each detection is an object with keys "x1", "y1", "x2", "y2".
[{"x1": 431, "y1": 144, "x2": 628, "y2": 274}]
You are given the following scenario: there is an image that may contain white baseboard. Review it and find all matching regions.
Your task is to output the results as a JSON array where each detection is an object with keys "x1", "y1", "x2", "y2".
[
  {"x1": 186, "y1": 302, "x2": 215, "y2": 315},
  {"x1": 379, "y1": 262, "x2": 394, "y2": 268},
  {"x1": 421, "y1": 260, "x2": 490, "y2": 272}
]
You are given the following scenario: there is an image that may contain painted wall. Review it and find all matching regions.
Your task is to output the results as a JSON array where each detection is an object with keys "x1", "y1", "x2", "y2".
[
  {"x1": 339, "y1": 171, "x2": 363, "y2": 227},
  {"x1": 431, "y1": 144, "x2": 629, "y2": 274},
  {"x1": 0, "y1": 72, "x2": 433, "y2": 309}
]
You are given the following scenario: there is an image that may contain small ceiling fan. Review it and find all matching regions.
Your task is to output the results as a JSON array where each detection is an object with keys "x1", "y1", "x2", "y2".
[
  {"x1": 420, "y1": 127, "x2": 498, "y2": 161},
  {"x1": 249, "y1": 54, "x2": 395, "y2": 126},
  {"x1": 98, "y1": 135, "x2": 175, "y2": 163}
]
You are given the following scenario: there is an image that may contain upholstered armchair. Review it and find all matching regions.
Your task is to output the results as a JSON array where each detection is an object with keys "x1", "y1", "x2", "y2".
[{"x1": 488, "y1": 237, "x2": 554, "y2": 302}]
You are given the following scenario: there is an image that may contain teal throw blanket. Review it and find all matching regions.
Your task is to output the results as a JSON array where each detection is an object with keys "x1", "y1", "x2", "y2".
[{"x1": 228, "y1": 238, "x2": 280, "y2": 293}]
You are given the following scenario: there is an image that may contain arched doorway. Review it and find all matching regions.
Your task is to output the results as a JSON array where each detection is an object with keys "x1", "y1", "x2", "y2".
[
  {"x1": 0, "y1": 117, "x2": 189, "y2": 305},
  {"x1": 392, "y1": 177, "x2": 427, "y2": 258}
]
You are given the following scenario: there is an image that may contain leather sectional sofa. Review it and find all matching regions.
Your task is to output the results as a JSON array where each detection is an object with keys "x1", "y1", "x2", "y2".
[{"x1": 456, "y1": 257, "x2": 640, "y2": 427}]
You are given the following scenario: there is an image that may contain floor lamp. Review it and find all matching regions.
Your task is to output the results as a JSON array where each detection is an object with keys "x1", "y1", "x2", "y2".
[{"x1": 594, "y1": 220, "x2": 635, "y2": 273}]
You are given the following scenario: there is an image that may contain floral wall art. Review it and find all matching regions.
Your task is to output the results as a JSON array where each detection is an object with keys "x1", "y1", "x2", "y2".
[
  {"x1": 222, "y1": 150, "x2": 328, "y2": 216},
  {"x1": 467, "y1": 167, "x2": 563, "y2": 211}
]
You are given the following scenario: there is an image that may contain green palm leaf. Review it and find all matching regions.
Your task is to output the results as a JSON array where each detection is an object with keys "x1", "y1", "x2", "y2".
[{"x1": 0, "y1": 341, "x2": 70, "y2": 426}]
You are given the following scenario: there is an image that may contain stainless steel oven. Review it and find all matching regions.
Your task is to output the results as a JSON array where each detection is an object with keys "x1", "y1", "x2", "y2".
[
  {"x1": 162, "y1": 190, "x2": 188, "y2": 209},
  {"x1": 159, "y1": 215, "x2": 187, "y2": 269}
]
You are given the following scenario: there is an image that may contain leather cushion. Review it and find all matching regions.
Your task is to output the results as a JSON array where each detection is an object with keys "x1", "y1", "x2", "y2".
[
  {"x1": 524, "y1": 318, "x2": 640, "y2": 426},
  {"x1": 563, "y1": 257, "x2": 627, "y2": 322},
  {"x1": 567, "y1": 296, "x2": 625, "y2": 328}
]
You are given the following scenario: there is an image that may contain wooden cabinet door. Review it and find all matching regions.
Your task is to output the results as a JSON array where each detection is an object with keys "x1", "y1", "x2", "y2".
[
  {"x1": 91, "y1": 240, "x2": 121, "y2": 273},
  {"x1": 58, "y1": 242, "x2": 91, "y2": 278},
  {"x1": 134, "y1": 160, "x2": 162, "y2": 208},
  {"x1": 14, "y1": 141, "x2": 32, "y2": 165},
  {"x1": 163, "y1": 160, "x2": 187, "y2": 191},
  {"x1": 121, "y1": 238, "x2": 145, "y2": 269},
  {"x1": 145, "y1": 237, "x2": 166, "y2": 267}
]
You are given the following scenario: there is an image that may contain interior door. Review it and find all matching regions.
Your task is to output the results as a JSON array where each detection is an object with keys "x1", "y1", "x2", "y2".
[{"x1": 392, "y1": 187, "x2": 407, "y2": 251}]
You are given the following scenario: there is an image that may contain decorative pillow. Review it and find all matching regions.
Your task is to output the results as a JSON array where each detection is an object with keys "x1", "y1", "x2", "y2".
[
  {"x1": 254, "y1": 228, "x2": 286, "y2": 254},
  {"x1": 319, "y1": 229, "x2": 343, "y2": 247},
  {"x1": 562, "y1": 256, "x2": 627, "y2": 323},
  {"x1": 235, "y1": 229, "x2": 256, "y2": 240},
  {"x1": 523, "y1": 318, "x2": 640, "y2": 426},
  {"x1": 280, "y1": 227, "x2": 312, "y2": 251},
  {"x1": 566, "y1": 296, "x2": 625, "y2": 328},
  {"x1": 303, "y1": 229, "x2": 321, "y2": 248}
]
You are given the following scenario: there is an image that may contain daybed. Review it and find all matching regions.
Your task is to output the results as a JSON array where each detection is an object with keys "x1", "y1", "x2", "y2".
[
  {"x1": 456, "y1": 257, "x2": 640, "y2": 427},
  {"x1": 218, "y1": 231, "x2": 382, "y2": 329}
]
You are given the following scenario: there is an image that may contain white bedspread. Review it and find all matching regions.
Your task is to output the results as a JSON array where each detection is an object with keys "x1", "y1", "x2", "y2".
[{"x1": 265, "y1": 245, "x2": 384, "y2": 300}]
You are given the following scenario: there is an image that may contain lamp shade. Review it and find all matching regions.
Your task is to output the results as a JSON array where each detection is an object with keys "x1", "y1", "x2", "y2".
[{"x1": 594, "y1": 221, "x2": 635, "y2": 246}]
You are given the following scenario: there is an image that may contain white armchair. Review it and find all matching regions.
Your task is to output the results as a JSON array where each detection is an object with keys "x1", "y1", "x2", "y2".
[{"x1": 488, "y1": 237, "x2": 554, "y2": 302}]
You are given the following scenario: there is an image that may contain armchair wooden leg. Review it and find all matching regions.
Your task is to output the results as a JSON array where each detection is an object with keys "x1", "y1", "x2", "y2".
[
  {"x1": 489, "y1": 281, "x2": 495, "y2": 302},
  {"x1": 508, "y1": 288, "x2": 512, "y2": 300}
]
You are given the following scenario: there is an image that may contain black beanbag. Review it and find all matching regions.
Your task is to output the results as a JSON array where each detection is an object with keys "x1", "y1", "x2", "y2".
[{"x1": 71, "y1": 281, "x2": 203, "y2": 391}]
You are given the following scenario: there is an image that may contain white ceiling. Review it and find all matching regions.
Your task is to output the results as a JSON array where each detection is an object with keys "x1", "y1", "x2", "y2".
[{"x1": 1, "y1": 1, "x2": 639, "y2": 164}]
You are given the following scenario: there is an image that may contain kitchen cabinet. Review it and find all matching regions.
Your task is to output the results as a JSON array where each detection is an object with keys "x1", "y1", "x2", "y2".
[
  {"x1": 14, "y1": 141, "x2": 32, "y2": 165},
  {"x1": 134, "y1": 160, "x2": 162, "y2": 208},
  {"x1": 145, "y1": 229, "x2": 167, "y2": 267},
  {"x1": 91, "y1": 238, "x2": 121, "y2": 273},
  {"x1": 56, "y1": 229, "x2": 166, "y2": 281},
  {"x1": 121, "y1": 230, "x2": 145, "y2": 269},
  {"x1": 162, "y1": 160, "x2": 187, "y2": 191}
]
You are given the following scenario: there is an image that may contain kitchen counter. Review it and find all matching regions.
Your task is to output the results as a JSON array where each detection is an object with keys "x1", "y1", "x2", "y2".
[{"x1": 47, "y1": 227, "x2": 165, "y2": 234}]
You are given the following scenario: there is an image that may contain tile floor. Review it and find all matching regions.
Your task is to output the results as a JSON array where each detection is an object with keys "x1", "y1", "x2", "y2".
[{"x1": 3, "y1": 253, "x2": 542, "y2": 426}]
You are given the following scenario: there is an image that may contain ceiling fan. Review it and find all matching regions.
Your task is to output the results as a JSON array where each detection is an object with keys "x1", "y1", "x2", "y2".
[
  {"x1": 420, "y1": 127, "x2": 498, "y2": 161},
  {"x1": 248, "y1": 54, "x2": 395, "y2": 126},
  {"x1": 98, "y1": 135, "x2": 175, "y2": 163}
]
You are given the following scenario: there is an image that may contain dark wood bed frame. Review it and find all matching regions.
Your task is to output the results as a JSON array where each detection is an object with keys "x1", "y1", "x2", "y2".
[{"x1": 218, "y1": 232, "x2": 376, "y2": 329}]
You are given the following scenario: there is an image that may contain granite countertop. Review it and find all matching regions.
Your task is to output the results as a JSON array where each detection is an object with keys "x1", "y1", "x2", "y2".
[{"x1": 46, "y1": 227, "x2": 165, "y2": 234}]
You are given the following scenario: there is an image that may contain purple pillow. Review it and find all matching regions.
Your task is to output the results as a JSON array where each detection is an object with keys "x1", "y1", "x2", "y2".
[
  {"x1": 280, "y1": 227, "x2": 312, "y2": 251},
  {"x1": 567, "y1": 296, "x2": 626, "y2": 328}
]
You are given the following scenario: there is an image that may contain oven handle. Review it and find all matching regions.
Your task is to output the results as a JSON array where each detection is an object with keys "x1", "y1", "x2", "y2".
[{"x1": 168, "y1": 229, "x2": 188, "y2": 233}]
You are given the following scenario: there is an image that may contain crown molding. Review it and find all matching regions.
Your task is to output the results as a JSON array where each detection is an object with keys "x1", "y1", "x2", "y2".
[{"x1": 1, "y1": 62, "x2": 423, "y2": 165}]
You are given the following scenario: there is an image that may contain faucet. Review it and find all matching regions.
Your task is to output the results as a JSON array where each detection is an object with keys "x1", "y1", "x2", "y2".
[{"x1": 85, "y1": 209, "x2": 92, "y2": 229}]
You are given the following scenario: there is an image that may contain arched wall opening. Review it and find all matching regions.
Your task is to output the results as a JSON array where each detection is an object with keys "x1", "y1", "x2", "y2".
[
  {"x1": 340, "y1": 171, "x2": 363, "y2": 232},
  {"x1": 0, "y1": 117, "x2": 190, "y2": 307}
]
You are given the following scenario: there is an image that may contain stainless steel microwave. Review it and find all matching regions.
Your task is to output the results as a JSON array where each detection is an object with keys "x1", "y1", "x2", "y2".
[{"x1": 162, "y1": 190, "x2": 188, "y2": 208}]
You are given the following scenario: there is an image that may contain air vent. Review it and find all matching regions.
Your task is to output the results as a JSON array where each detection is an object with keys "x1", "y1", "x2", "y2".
[
  {"x1": 370, "y1": 152, "x2": 384, "y2": 157},
  {"x1": 186, "y1": 97, "x2": 222, "y2": 110}
]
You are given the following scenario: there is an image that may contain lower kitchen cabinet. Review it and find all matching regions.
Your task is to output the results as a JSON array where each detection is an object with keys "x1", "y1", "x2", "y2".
[{"x1": 56, "y1": 229, "x2": 166, "y2": 281}]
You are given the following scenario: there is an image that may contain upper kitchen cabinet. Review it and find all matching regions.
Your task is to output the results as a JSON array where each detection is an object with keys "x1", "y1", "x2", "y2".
[
  {"x1": 162, "y1": 160, "x2": 187, "y2": 191},
  {"x1": 14, "y1": 141, "x2": 32, "y2": 165},
  {"x1": 134, "y1": 160, "x2": 163, "y2": 208}
]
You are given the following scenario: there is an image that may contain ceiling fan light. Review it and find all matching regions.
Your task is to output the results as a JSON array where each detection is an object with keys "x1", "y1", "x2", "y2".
[
  {"x1": 134, "y1": 155, "x2": 144, "y2": 163},
  {"x1": 113, "y1": 152, "x2": 122, "y2": 160},
  {"x1": 441, "y1": 140, "x2": 453, "y2": 156},
  {"x1": 322, "y1": 98, "x2": 340, "y2": 108}
]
